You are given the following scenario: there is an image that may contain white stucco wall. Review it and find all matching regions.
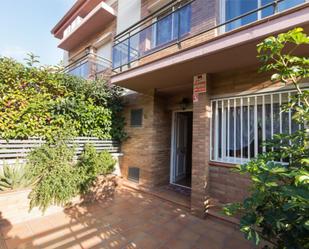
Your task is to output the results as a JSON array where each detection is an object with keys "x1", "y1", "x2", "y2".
[
  {"x1": 116, "y1": 0, "x2": 141, "y2": 34},
  {"x1": 97, "y1": 41, "x2": 112, "y2": 61}
]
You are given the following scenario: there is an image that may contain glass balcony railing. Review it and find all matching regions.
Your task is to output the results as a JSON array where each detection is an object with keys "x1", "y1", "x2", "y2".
[
  {"x1": 112, "y1": 0, "x2": 306, "y2": 72},
  {"x1": 64, "y1": 53, "x2": 112, "y2": 79}
]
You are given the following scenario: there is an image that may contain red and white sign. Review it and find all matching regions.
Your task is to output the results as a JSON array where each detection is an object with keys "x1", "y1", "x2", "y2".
[
  {"x1": 193, "y1": 93, "x2": 199, "y2": 103},
  {"x1": 193, "y1": 74, "x2": 207, "y2": 94}
]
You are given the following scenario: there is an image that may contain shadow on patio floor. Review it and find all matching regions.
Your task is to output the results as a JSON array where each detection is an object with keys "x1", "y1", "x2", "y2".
[{"x1": 0, "y1": 187, "x2": 258, "y2": 249}]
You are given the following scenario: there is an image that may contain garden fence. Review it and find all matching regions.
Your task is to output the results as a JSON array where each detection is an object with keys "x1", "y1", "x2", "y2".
[{"x1": 0, "y1": 137, "x2": 120, "y2": 166}]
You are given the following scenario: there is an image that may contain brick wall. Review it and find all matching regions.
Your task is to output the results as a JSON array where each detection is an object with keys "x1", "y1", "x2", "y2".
[
  {"x1": 209, "y1": 164, "x2": 251, "y2": 204},
  {"x1": 120, "y1": 92, "x2": 156, "y2": 187},
  {"x1": 209, "y1": 66, "x2": 277, "y2": 96},
  {"x1": 121, "y1": 90, "x2": 198, "y2": 189},
  {"x1": 191, "y1": 91, "x2": 211, "y2": 217}
]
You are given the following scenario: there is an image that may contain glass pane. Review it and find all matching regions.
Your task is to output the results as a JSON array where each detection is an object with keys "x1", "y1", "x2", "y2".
[
  {"x1": 179, "y1": 4, "x2": 192, "y2": 37},
  {"x1": 261, "y1": 0, "x2": 275, "y2": 18},
  {"x1": 257, "y1": 96, "x2": 263, "y2": 154},
  {"x1": 278, "y1": 0, "x2": 304, "y2": 11},
  {"x1": 129, "y1": 33, "x2": 140, "y2": 62},
  {"x1": 290, "y1": 92, "x2": 300, "y2": 133},
  {"x1": 235, "y1": 98, "x2": 241, "y2": 158},
  {"x1": 225, "y1": 0, "x2": 258, "y2": 31},
  {"x1": 265, "y1": 95, "x2": 272, "y2": 151},
  {"x1": 249, "y1": 97, "x2": 255, "y2": 158},
  {"x1": 157, "y1": 14, "x2": 173, "y2": 45},
  {"x1": 218, "y1": 101, "x2": 222, "y2": 159},
  {"x1": 229, "y1": 100, "x2": 235, "y2": 157},
  {"x1": 242, "y1": 98, "x2": 249, "y2": 158},
  {"x1": 281, "y1": 93, "x2": 289, "y2": 134},
  {"x1": 211, "y1": 101, "x2": 216, "y2": 160},
  {"x1": 112, "y1": 40, "x2": 129, "y2": 68},
  {"x1": 273, "y1": 94, "x2": 280, "y2": 135}
]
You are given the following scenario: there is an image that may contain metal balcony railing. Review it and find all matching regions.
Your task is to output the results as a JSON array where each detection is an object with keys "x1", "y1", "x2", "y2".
[
  {"x1": 64, "y1": 53, "x2": 112, "y2": 79},
  {"x1": 112, "y1": 0, "x2": 306, "y2": 72}
]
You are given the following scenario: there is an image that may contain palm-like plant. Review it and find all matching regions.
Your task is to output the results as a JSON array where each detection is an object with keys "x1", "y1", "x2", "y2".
[{"x1": 0, "y1": 162, "x2": 34, "y2": 191}]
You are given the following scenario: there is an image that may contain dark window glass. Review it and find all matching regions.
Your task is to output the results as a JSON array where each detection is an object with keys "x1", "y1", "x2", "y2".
[
  {"x1": 156, "y1": 3, "x2": 191, "y2": 46},
  {"x1": 225, "y1": 0, "x2": 258, "y2": 31},
  {"x1": 130, "y1": 109, "x2": 143, "y2": 127}
]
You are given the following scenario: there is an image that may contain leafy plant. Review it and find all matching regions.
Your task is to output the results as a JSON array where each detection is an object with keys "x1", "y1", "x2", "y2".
[
  {"x1": 77, "y1": 144, "x2": 116, "y2": 193},
  {"x1": 223, "y1": 28, "x2": 309, "y2": 249},
  {"x1": 0, "y1": 55, "x2": 125, "y2": 141},
  {"x1": 0, "y1": 162, "x2": 34, "y2": 191},
  {"x1": 27, "y1": 141, "x2": 116, "y2": 212},
  {"x1": 27, "y1": 141, "x2": 79, "y2": 212}
]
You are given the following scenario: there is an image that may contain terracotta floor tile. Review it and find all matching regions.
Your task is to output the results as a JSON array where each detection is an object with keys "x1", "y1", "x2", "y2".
[
  {"x1": 125, "y1": 231, "x2": 161, "y2": 249},
  {"x1": 177, "y1": 229, "x2": 200, "y2": 244},
  {"x1": 165, "y1": 238, "x2": 193, "y2": 249},
  {"x1": 1, "y1": 223, "x2": 33, "y2": 240},
  {"x1": 1, "y1": 187, "x2": 253, "y2": 249}
]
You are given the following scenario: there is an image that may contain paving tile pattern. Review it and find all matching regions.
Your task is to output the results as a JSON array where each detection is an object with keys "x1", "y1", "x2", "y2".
[{"x1": 0, "y1": 188, "x2": 258, "y2": 249}]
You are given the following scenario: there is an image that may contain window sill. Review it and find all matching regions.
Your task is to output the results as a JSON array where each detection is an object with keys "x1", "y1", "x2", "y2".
[{"x1": 209, "y1": 161, "x2": 238, "y2": 169}]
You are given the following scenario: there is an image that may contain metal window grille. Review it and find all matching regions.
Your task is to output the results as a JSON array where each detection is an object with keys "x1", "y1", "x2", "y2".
[
  {"x1": 210, "y1": 90, "x2": 303, "y2": 164},
  {"x1": 128, "y1": 167, "x2": 140, "y2": 182}
]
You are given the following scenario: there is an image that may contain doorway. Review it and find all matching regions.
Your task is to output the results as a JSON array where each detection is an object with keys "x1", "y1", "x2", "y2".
[{"x1": 170, "y1": 111, "x2": 193, "y2": 188}]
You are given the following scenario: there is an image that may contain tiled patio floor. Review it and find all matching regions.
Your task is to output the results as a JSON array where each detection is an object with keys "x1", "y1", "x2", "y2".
[{"x1": 0, "y1": 187, "x2": 257, "y2": 249}]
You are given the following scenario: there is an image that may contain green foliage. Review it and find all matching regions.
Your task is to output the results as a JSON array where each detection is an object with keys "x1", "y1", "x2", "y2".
[
  {"x1": 26, "y1": 141, "x2": 116, "y2": 212},
  {"x1": 257, "y1": 27, "x2": 309, "y2": 105},
  {"x1": 77, "y1": 144, "x2": 116, "y2": 193},
  {"x1": 0, "y1": 55, "x2": 125, "y2": 141},
  {"x1": 27, "y1": 141, "x2": 79, "y2": 212},
  {"x1": 224, "y1": 28, "x2": 309, "y2": 249},
  {"x1": 0, "y1": 163, "x2": 34, "y2": 191}
]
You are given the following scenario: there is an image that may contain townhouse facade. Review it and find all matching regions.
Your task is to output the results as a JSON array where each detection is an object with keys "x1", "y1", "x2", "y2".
[{"x1": 52, "y1": 0, "x2": 309, "y2": 216}]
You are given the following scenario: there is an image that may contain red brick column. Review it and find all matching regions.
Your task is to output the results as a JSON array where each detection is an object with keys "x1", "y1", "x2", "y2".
[{"x1": 191, "y1": 91, "x2": 211, "y2": 217}]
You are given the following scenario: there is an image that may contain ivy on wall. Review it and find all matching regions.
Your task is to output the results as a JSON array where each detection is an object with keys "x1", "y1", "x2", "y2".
[{"x1": 0, "y1": 56, "x2": 125, "y2": 141}]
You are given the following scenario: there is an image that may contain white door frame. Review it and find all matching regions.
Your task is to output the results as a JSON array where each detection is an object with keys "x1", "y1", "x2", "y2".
[{"x1": 170, "y1": 109, "x2": 193, "y2": 189}]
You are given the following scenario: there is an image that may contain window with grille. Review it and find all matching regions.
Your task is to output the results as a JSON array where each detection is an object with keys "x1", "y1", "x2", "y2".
[
  {"x1": 130, "y1": 109, "x2": 143, "y2": 127},
  {"x1": 210, "y1": 90, "x2": 302, "y2": 164}
]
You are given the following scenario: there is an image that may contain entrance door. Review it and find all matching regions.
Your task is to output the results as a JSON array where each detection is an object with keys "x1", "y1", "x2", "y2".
[
  {"x1": 175, "y1": 113, "x2": 188, "y2": 181},
  {"x1": 171, "y1": 111, "x2": 193, "y2": 188}
]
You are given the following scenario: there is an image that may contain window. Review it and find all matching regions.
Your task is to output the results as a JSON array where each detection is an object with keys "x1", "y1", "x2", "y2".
[
  {"x1": 154, "y1": 2, "x2": 191, "y2": 46},
  {"x1": 222, "y1": 0, "x2": 305, "y2": 31},
  {"x1": 68, "y1": 61, "x2": 90, "y2": 78},
  {"x1": 130, "y1": 109, "x2": 143, "y2": 127},
  {"x1": 210, "y1": 91, "x2": 301, "y2": 164}
]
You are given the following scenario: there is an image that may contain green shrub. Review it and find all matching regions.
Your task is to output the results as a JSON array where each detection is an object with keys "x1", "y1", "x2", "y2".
[
  {"x1": 77, "y1": 144, "x2": 116, "y2": 193},
  {"x1": 27, "y1": 141, "x2": 116, "y2": 212},
  {"x1": 27, "y1": 141, "x2": 79, "y2": 212},
  {"x1": 0, "y1": 162, "x2": 34, "y2": 191},
  {"x1": 0, "y1": 56, "x2": 125, "y2": 141},
  {"x1": 223, "y1": 28, "x2": 309, "y2": 249}
]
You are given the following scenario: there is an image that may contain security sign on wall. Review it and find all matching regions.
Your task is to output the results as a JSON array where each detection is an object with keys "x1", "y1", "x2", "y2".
[
  {"x1": 193, "y1": 74, "x2": 207, "y2": 102},
  {"x1": 193, "y1": 74, "x2": 207, "y2": 93}
]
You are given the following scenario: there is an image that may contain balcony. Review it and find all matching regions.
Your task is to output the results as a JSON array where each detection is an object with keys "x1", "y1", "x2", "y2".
[
  {"x1": 64, "y1": 53, "x2": 112, "y2": 79},
  {"x1": 112, "y1": 0, "x2": 308, "y2": 76},
  {"x1": 58, "y1": 2, "x2": 116, "y2": 51}
]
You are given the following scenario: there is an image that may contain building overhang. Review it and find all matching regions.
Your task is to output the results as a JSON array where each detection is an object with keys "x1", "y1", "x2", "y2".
[
  {"x1": 58, "y1": 2, "x2": 116, "y2": 51},
  {"x1": 111, "y1": 4, "x2": 309, "y2": 93},
  {"x1": 52, "y1": 0, "x2": 108, "y2": 40}
]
